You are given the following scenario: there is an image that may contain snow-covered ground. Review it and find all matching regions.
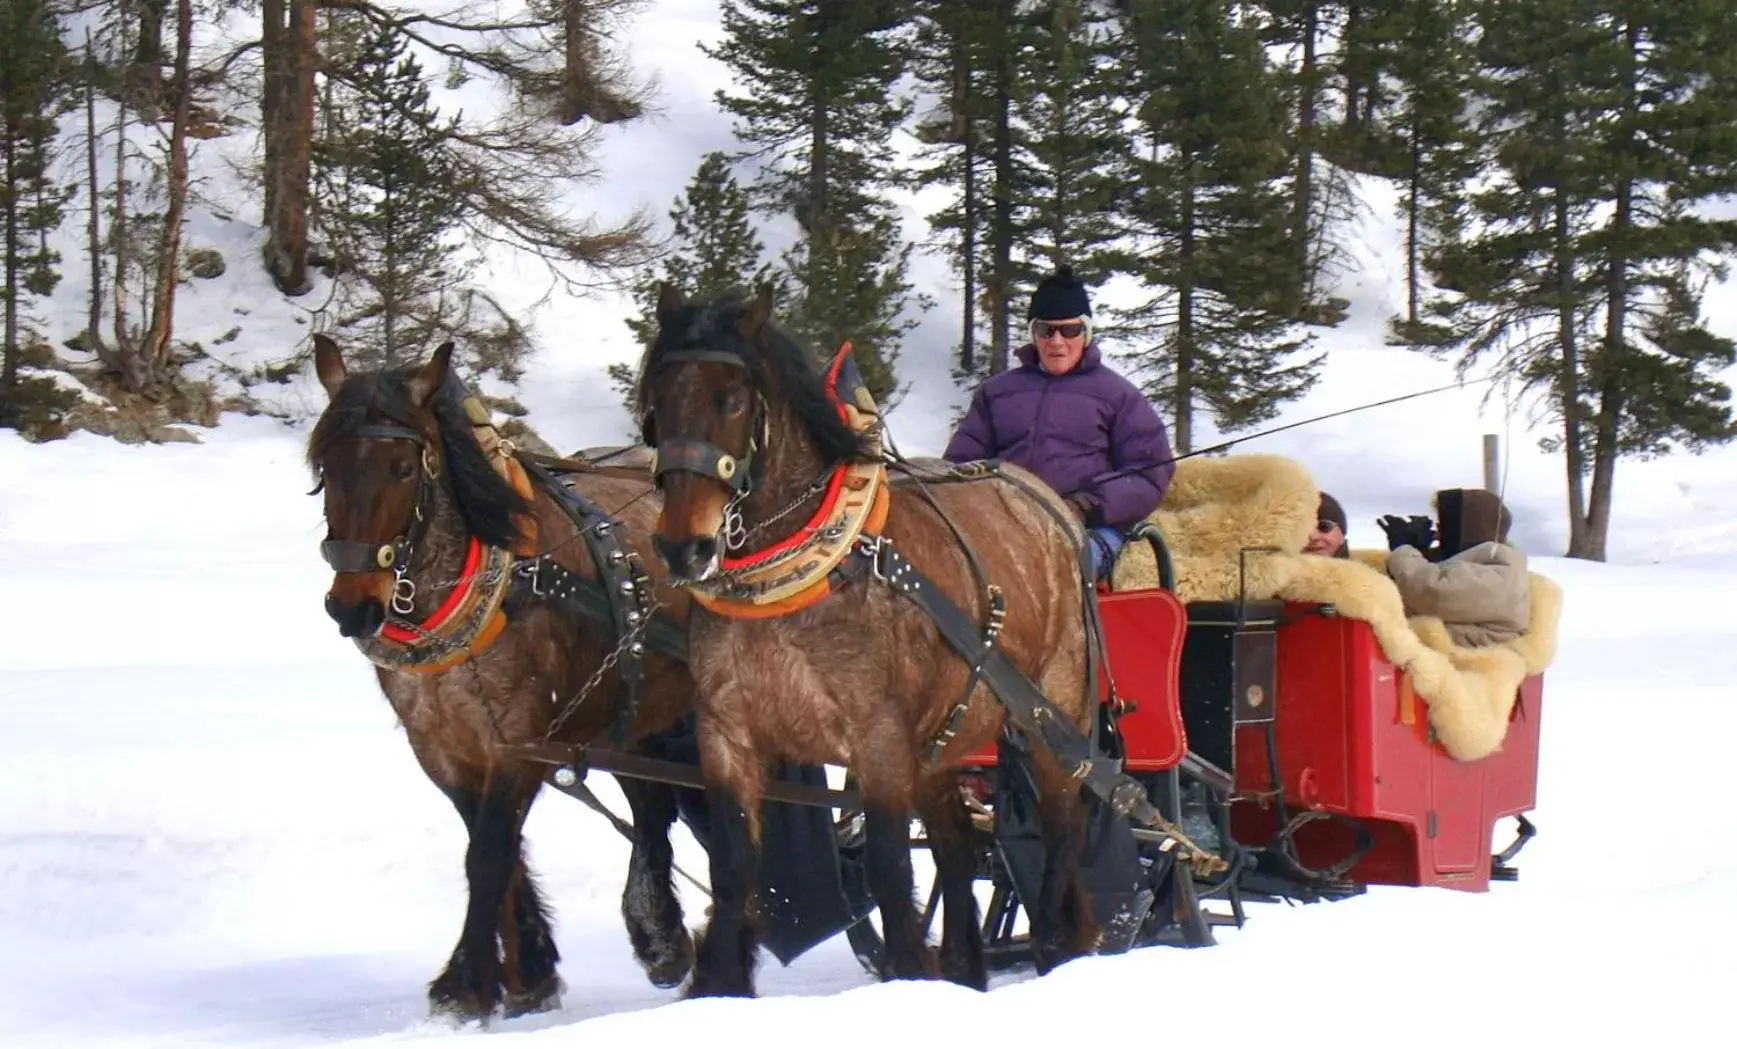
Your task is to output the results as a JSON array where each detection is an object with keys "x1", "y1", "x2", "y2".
[{"x1": 6, "y1": 2, "x2": 1737, "y2": 1046}]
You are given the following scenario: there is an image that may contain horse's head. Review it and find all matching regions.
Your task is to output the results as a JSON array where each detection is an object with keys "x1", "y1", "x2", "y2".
[
  {"x1": 636, "y1": 284, "x2": 768, "y2": 582},
  {"x1": 307, "y1": 334, "x2": 529, "y2": 641},
  {"x1": 638, "y1": 283, "x2": 875, "y2": 584},
  {"x1": 307, "y1": 334, "x2": 453, "y2": 638}
]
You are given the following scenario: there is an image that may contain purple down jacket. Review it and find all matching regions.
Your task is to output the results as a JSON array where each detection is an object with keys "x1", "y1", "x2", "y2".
[{"x1": 943, "y1": 342, "x2": 1175, "y2": 528}]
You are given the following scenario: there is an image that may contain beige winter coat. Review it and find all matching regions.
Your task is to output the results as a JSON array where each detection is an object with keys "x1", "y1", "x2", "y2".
[{"x1": 1386, "y1": 542, "x2": 1531, "y2": 648}]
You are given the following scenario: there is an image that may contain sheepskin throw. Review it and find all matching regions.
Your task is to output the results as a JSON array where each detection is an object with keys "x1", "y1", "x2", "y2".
[{"x1": 1111, "y1": 454, "x2": 1562, "y2": 762}]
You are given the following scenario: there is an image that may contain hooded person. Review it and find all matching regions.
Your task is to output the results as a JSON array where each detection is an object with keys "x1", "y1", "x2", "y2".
[
  {"x1": 1305, "y1": 492, "x2": 1351, "y2": 558},
  {"x1": 1378, "y1": 488, "x2": 1530, "y2": 648},
  {"x1": 943, "y1": 264, "x2": 1176, "y2": 580}
]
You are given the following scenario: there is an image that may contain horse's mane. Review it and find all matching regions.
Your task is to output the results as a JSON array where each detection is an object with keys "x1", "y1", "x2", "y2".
[
  {"x1": 638, "y1": 289, "x2": 875, "y2": 466},
  {"x1": 308, "y1": 363, "x2": 530, "y2": 551}
]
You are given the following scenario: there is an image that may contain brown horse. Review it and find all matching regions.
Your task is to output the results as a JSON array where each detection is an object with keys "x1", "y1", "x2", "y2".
[
  {"x1": 637, "y1": 284, "x2": 1102, "y2": 997},
  {"x1": 307, "y1": 334, "x2": 701, "y2": 1021}
]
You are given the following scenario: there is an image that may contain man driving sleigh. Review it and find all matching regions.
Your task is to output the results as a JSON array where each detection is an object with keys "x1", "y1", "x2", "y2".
[{"x1": 943, "y1": 265, "x2": 1177, "y2": 580}]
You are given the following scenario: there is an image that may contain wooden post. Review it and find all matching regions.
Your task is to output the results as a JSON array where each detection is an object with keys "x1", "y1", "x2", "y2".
[{"x1": 1483, "y1": 433, "x2": 1500, "y2": 492}]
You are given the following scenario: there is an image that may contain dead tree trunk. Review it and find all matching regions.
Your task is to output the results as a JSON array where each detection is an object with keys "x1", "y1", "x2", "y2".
[
  {"x1": 139, "y1": 0, "x2": 193, "y2": 378},
  {"x1": 261, "y1": 0, "x2": 314, "y2": 295},
  {"x1": 83, "y1": 31, "x2": 110, "y2": 361},
  {"x1": 112, "y1": 0, "x2": 132, "y2": 362}
]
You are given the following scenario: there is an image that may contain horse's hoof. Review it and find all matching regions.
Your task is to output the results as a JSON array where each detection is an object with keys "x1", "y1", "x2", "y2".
[
  {"x1": 939, "y1": 952, "x2": 988, "y2": 992},
  {"x1": 644, "y1": 951, "x2": 693, "y2": 989},
  {"x1": 503, "y1": 975, "x2": 564, "y2": 1018},
  {"x1": 883, "y1": 944, "x2": 941, "y2": 982},
  {"x1": 635, "y1": 926, "x2": 694, "y2": 989},
  {"x1": 428, "y1": 970, "x2": 500, "y2": 1023},
  {"x1": 682, "y1": 975, "x2": 756, "y2": 1000},
  {"x1": 428, "y1": 994, "x2": 495, "y2": 1026}
]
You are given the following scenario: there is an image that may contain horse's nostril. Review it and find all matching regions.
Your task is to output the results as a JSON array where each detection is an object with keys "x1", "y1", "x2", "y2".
[
  {"x1": 327, "y1": 593, "x2": 385, "y2": 638},
  {"x1": 355, "y1": 600, "x2": 385, "y2": 638},
  {"x1": 652, "y1": 535, "x2": 717, "y2": 580}
]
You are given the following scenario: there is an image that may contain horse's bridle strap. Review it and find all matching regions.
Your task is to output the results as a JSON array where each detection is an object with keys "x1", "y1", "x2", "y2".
[
  {"x1": 651, "y1": 437, "x2": 750, "y2": 493},
  {"x1": 657, "y1": 349, "x2": 749, "y2": 369},
  {"x1": 356, "y1": 423, "x2": 423, "y2": 443},
  {"x1": 321, "y1": 537, "x2": 409, "y2": 572},
  {"x1": 317, "y1": 421, "x2": 436, "y2": 573}
]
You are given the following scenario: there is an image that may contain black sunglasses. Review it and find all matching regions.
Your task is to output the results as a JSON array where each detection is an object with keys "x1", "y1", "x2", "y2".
[{"x1": 1031, "y1": 320, "x2": 1087, "y2": 340}]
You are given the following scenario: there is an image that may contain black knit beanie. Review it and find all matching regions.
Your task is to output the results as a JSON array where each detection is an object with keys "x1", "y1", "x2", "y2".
[
  {"x1": 1317, "y1": 492, "x2": 1351, "y2": 558},
  {"x1": 1317, "y1": 492, "x2": 1347, "y2": 534},
  {"x1": 1029, "y1": 265, "x2": 1093, "y2": 320}
]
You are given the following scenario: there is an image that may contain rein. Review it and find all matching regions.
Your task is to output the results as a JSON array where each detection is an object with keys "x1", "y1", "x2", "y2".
[{"x1": 1077, "y1": 371, "x2": 1506, "y2": 492}]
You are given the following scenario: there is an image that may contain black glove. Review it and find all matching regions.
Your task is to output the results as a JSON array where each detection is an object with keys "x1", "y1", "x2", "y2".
[
  {"x1": 1065, "y1": 494, "x2": 1105, "y2": 528},
  {"x1": 1378, "y1": 514, "x2": 1436, "y2": 552}
]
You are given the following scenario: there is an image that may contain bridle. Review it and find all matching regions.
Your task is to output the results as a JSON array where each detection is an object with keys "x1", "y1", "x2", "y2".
[
  {"x1": 644, "y1": 349, "x2": 770, "y2": 547},
  {"x1": 315, "y1": 417, "x2": 440, "y2": 614}
]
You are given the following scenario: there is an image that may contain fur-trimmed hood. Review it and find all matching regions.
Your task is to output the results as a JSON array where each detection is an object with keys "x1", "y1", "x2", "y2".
[{"x1": 1111, "y1": 454, "x2": 1562, "y2": 762}]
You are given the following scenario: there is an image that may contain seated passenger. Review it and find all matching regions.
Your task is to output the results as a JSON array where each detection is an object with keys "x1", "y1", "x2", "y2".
[
  {"x1": 1377, "y1": 488, "x2": 1530, "y2": 648},
  {"x1": 943, "y1": 265, "x2": 1176, "y2": 580},
  {"x1": 1304, "y1": 492, "x2": 1350, "y2": 558}
]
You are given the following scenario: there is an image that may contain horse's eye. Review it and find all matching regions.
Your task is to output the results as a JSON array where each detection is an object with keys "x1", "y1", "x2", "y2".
[
  {"x1": 718, "y1": 388, "x2": 749, "y2": 418},
  {"x1": 390, "y1": 458, "x2": 414, "y2": 479}
]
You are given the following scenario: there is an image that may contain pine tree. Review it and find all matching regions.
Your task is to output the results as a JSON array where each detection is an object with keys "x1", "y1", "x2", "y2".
[
  {"x1": 703, "y1": 0, "x2": 920, "y2": 402},
  {"x1": 1429, "y1": 0, "x2": 1737, "y2": 560},
  {"x1": 614, "y1": 152, "x2": 782, "y2": 412},
  {"x1": 1383, "y1": 0, "x2": 1477, "y2": 339},
  {"x1": 1012, "y1": 0, "x2": 1124, "y2": 284},
  {"x1": 1254, "y1": 0, "x2": 1335, "y2": 314},
  {"x1": 905, "y1": 0, "x2": 1005, "y2": 376},
  {"x1": 0, "y1": 0, "x2": 74, "y2": 419},
  {"x1": 314, "y1": 25, "x2": 470, "y2": 366},
  {"x1": 1112, "y1": 0, "x2": 1321, "y2": 455}
]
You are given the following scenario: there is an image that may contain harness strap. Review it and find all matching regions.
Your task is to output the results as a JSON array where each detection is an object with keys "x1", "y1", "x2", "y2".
[
  {"x1": 515, "y1": 455, "x2": 681, "y2": 746},
  {"x1": 851, "y1": 535, "x2": 1169, "y2": 834},
  {"x1": 884, "y1": 454, "x2": 1119, "y2": 761},
  {"x1": 320, "y1": 536, "x2": 410, "y2": 573},
  {"x1": 506, "y1": 556, "x2": 688, "y2": 662}
]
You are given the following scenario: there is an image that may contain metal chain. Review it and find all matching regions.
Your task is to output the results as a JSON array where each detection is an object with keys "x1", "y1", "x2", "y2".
[
  {"x1": 539, "y1": 593, "x2": 665, "y2": 743},
  {"x1": 737, "y1": 479, "x2": 829, "y2": 545}
]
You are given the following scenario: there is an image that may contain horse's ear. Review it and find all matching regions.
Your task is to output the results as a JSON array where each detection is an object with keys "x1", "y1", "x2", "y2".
[
  {"x1": 312, "y1": 333, "x2": 346, "y2": 398},
  {"x1": 738, "y1": 282, "x2": 774, "y2": 339},
  {"x1": 408, "y1": 342, "x2": 455, "y2": 408},
  {"x1": 656, "y1": 282, "x2": 686, "y2": 322}
]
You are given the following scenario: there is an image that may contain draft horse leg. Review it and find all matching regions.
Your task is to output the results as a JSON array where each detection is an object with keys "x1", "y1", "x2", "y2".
[
  {"x1": 685, "y1": 724, "x2": 764, "y2": 999},
  {"x1": 430, "y1": 771, "x2": 541, "y2": 1020},
  {"x1": 853, "y1": 725, "x2": 939, "y2": 982},
  {"x1": 1023, "y1": 741, "x2": 1100, "y2": 974},
  {"x1": 499, "y1": 846, "x2": 563, "y2": 1017},
  {"x1": 915, "y1": 768, "x2": 987, "y2": 990},
  {"x1": 616, "y1": 775, "x2": 696, "y2": 989}
]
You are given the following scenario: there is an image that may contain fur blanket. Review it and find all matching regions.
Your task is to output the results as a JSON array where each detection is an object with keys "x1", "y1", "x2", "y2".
[{"x1": 1110, "y1": 454, "x2": 1563, "y2": 762}]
